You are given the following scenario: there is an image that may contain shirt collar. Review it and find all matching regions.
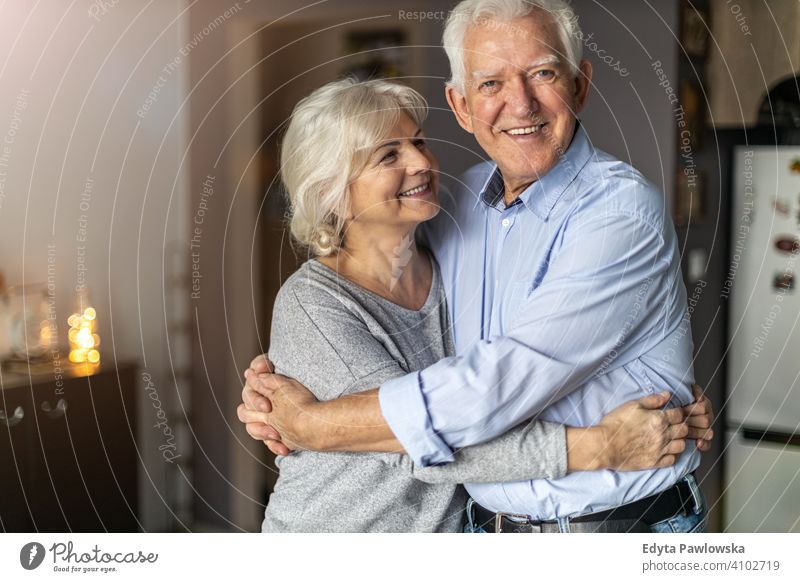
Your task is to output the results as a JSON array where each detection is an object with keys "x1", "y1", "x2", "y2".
[{"x1": 475, "y1": 121, "x2": 595, "y2": 220}]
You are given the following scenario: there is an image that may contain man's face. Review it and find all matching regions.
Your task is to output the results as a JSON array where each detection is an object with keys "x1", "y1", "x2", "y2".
[{"x1": 446, "y1": 12, "x2": 592, "y2": 194}]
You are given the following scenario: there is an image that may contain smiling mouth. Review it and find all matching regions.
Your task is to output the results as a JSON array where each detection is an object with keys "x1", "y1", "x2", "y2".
[
  {"x1": 503, "y1": 123, "x2": 547, "y2": 136},
  {"x1": 398, "y1": 181, "x2": 431, "y2": 198}
]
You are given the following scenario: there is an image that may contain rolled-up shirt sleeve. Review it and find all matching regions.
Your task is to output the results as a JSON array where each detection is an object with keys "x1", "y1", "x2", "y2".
[
  {"x1": 380, "y1": 205, "x2": 676, "y2": 467},
  {"x1": 379, "y1": 372, "x2": 455, "y2": 465}
]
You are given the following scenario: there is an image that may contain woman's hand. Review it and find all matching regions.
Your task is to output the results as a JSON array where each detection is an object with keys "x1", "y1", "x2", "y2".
[{"x1": 596, "y1": 391, "x2": 689, "y2": 471}]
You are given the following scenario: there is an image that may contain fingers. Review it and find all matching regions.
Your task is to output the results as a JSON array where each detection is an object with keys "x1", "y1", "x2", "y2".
[
  {"x1": 248, "y1": 422, "x2": 282, "y2": 441},
  {"x1": 686, "y1": 413, "x2": 711, "y2": 429},
  {"x1": 244, "y1": 369, "x2": 286, "y2": 398},
  {"x1": 684, "y1": 398, "x2": 711, "y2": 417},
  {"x1": 665, "y1": 438, "x2": 687, "y2": 456},
  {"x1": 244, "y1": 370, "x2": 274, "y2": 411},
  {"x1": 668, "y1": 421, "x2": 690, "y2": 439},
  {"x1": 241, "y1": 383, "x2": 271, "y2": 413},
  {"x1": 237, "y1": 403, "x2": 268, "y2": 424},
  {"x1": 696, "y1": 439, "x2": 712, "y2": 452},
  {"x1": 249, "y1": 354, "x2": 274, "y2": 374},
  {"x1": 265, "y1": 439, "x2": 290, "y2": 456},
  {"x1": 636, "y1": 391, "x2": 670, "y2": 410},
  {"x1": 691, "y1": 383, "x2": 705, "y2": 402},
  {"x1": 245, "y1": 422, "x2": 269, "y2": 440},
  {"x1": 687, "y1": 426, "x2": 714, "y2": 441},
  {"x1": 662, "y1": 406, "x2": 686, "y2": 425},
  {"x1": 656, "y1": 454, "x2": 677, "y2": 468}
]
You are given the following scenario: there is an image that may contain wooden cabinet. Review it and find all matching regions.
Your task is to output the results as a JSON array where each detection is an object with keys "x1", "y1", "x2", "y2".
[
  {"x1": 0, "y1": 362, "x2": 139, "y2": 532},
  {"x1": 0, "y1": 386, "x2": 34, "y2": 531}
]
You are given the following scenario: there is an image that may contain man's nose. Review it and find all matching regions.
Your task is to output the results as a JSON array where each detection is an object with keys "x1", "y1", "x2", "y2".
[{"x1": 505, "y1": 76, "x2": 538, "y2": 120}]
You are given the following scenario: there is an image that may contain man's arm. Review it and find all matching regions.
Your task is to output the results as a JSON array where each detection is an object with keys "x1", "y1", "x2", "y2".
[
  {"x1": 241, "y1": 367, "x2": 711, "y2": 473},
  {"x1": 248, "y1": 205, "x2": 684, "y2": 465}
]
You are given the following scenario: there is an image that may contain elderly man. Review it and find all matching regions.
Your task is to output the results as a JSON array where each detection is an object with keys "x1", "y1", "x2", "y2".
[{"x1": 239, "y1": 0, "x2": 712, "y2": 533}]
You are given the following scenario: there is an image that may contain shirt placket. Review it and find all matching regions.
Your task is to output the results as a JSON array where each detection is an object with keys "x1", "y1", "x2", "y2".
[{"x1": 486, "y1": 202, "x2": 519, "y2": 337}]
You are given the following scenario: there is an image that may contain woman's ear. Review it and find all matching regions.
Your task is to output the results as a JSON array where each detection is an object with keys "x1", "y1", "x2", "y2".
[{"x1": 337, "y1": 188, "x2": 355, "y2": 222}]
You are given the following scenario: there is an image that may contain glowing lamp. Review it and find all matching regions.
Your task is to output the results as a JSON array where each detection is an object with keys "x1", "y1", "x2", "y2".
[{"x1": 68, "y1": 301, "x2": 100, "y2": 368}]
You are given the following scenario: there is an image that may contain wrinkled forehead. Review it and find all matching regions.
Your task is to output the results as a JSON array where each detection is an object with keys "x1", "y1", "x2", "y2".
[{"x1": 462, "y1": 13, "x2": 564, "y2": 70}]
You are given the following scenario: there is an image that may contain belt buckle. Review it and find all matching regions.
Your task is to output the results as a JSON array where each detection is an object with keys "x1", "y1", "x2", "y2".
[{"x1": 495, "y1": 511, "x2": 539, "y2": 533}]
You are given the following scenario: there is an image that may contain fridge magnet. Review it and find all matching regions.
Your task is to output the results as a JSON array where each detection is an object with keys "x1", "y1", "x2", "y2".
[
  {"x1": 773, "y1": 197, "x2": 790, "y2": 216},
  {"x1": 790, "y1": 158, "x2": 800, "y2": 174},
  {"x1": 774, "y1": 236, "x2": 800, "y2": 254},
  {"x1": 773, "y1": 271, "x2": 795, "y2": 293}
]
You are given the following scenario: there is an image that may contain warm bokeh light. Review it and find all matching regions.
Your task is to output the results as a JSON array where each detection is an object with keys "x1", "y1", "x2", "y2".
[{"x1": 68, "y1": 304, "x2": 100, "y2": 367}]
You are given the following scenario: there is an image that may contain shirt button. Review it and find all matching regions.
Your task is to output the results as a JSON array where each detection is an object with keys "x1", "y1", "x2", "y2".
[{"x1": 501, "y1": 218, "x2": 511, "y2": 228}]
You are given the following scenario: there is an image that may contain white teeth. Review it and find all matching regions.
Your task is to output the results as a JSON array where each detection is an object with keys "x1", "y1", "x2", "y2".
[
  {"x1": 507, "y1": 124, "x2": 543, "y2": 135},
  {"x1": 399, "y1": 183, "x2": 428, "y2": 197}
]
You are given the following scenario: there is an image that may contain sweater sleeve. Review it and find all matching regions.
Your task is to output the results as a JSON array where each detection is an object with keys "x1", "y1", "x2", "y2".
[{"x1": 410, "y1": 420, "x2": 567, "y2": 483}]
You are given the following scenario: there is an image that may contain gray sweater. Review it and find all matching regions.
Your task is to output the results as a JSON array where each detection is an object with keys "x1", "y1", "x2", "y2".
[{"x1": 261, "y1": 258, "x2": 567, "y2": 532}]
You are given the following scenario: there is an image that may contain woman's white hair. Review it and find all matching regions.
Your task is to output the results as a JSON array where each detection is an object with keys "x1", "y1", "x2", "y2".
[
  {"x1": 280, "y1": 78, "x2": 428, "y2": 256},
  {"x1": 443, "y1": 0, "x2": 583, "y2": 93}
]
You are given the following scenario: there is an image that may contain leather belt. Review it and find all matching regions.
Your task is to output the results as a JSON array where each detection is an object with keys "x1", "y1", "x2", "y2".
[{"x1": 471, "y1": 476, "x2": 696, "y2": 533}]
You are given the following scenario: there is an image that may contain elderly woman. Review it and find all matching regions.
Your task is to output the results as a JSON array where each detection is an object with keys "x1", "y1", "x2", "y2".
[{"x1": 239, "y1": 78, "x2": 711, "y2": 532}]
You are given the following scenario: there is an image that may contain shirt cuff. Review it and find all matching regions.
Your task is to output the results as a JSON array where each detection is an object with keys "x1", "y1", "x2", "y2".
[{"x1": 379, "y1": 372, "x2": 454, "y2": 467}]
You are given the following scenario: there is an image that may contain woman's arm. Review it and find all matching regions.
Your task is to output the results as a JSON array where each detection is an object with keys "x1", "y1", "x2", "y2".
[
  {"x1": 400, "y1": 391, "x2": 686, "y2": 484},
  {"x1": 239, "y1": 373, "x2": 697, "y2": 483}
]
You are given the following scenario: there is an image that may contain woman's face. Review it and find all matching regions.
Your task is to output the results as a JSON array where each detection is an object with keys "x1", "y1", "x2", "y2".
[{"x1": 346, "y1": 113, "x2": 440, "y2": 235}]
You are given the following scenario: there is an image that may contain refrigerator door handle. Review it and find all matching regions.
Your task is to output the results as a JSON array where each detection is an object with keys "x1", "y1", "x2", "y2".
[{"x1": 741, "y1": 427, "x2": 800, "y2": 448}]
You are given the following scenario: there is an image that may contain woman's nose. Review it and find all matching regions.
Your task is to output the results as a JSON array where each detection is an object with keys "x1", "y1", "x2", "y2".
[{"x1": 405, "y1": 145, "x2": 432, "y2": 174}]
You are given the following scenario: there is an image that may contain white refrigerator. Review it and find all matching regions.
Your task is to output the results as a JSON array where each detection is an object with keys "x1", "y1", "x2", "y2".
[{"x1": 725, "y1": 146, "x2": 800, "y2": 532}]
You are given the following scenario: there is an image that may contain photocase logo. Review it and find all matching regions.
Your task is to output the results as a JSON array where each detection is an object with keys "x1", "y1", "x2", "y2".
[{"x1": 20, "y1": 542, "x2": 46, "y2": 570}]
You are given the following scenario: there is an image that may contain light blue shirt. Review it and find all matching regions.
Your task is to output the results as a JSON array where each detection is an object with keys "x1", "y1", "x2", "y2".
[{"x1": 379, "y1": 124, "x2": 701, "y2": 519}]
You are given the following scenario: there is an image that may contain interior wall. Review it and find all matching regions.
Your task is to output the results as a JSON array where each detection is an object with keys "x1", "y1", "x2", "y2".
[{"x1": 572, "y1": 0, "x2": 680, "y2": 213}]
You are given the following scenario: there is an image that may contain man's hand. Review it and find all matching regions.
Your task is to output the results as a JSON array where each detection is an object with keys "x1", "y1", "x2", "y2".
[
  {"x1": 238, "y1": 371, "x2": 320, "y2": 453},
  {"x1": 240, "y1": 354, "x2": 292, "y2": 456},
  {"x1": 242, "y1": 354, "x2": 273, "y2": 413},
  {"x1": 683, "y1": 383, "x2": 714, "y2": 451},
  {"x1": 595, "y1": 391, "x2": 689, "y2": 471},
  {"x1": 239, "y1": 354, "x2": 399, "y2": 454}
]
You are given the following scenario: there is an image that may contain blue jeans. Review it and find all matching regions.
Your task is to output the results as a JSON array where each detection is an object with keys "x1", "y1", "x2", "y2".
[{"x1": 464, "y1": 473, "x2": 707, "y2": 533}]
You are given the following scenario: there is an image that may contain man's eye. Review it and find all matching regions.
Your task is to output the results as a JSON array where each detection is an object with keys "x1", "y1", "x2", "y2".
[
  {"x1": 479, "y1": 80, "x2": 498, "y2": 91},
  {"x1": 532, "y1": 69, "x2": 555, "y2": 81}
]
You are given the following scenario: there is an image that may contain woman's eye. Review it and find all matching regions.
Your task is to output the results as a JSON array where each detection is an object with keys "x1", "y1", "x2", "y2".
[
  {"x1": 413, "y1": 138, "x2": 426, "y2": 149},
  {"x1": 380, "y1": 151, "x2": 398, "y2": 164}
]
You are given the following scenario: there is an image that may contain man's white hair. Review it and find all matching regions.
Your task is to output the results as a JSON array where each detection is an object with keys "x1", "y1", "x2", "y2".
[
  {"x1": 281, "y1": 78, "x2": 427, "y2": 256},
  {"x1": 443, "y1": 0, "x2": 583, "y2": 93}
]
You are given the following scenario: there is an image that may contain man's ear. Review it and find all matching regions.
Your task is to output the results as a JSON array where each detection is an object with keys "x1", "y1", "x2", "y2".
[
  {"x1": 445, "y1": 84, "x2": 475, "y2": 134},
  {"x1": 573, "y1": 59, "x2": 593, "y2": 114}
]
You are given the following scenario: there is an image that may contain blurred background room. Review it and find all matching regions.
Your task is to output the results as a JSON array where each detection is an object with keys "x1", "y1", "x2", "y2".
[{"x1": 0, "y1": 0, "x2": 798, "y2": 533}]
